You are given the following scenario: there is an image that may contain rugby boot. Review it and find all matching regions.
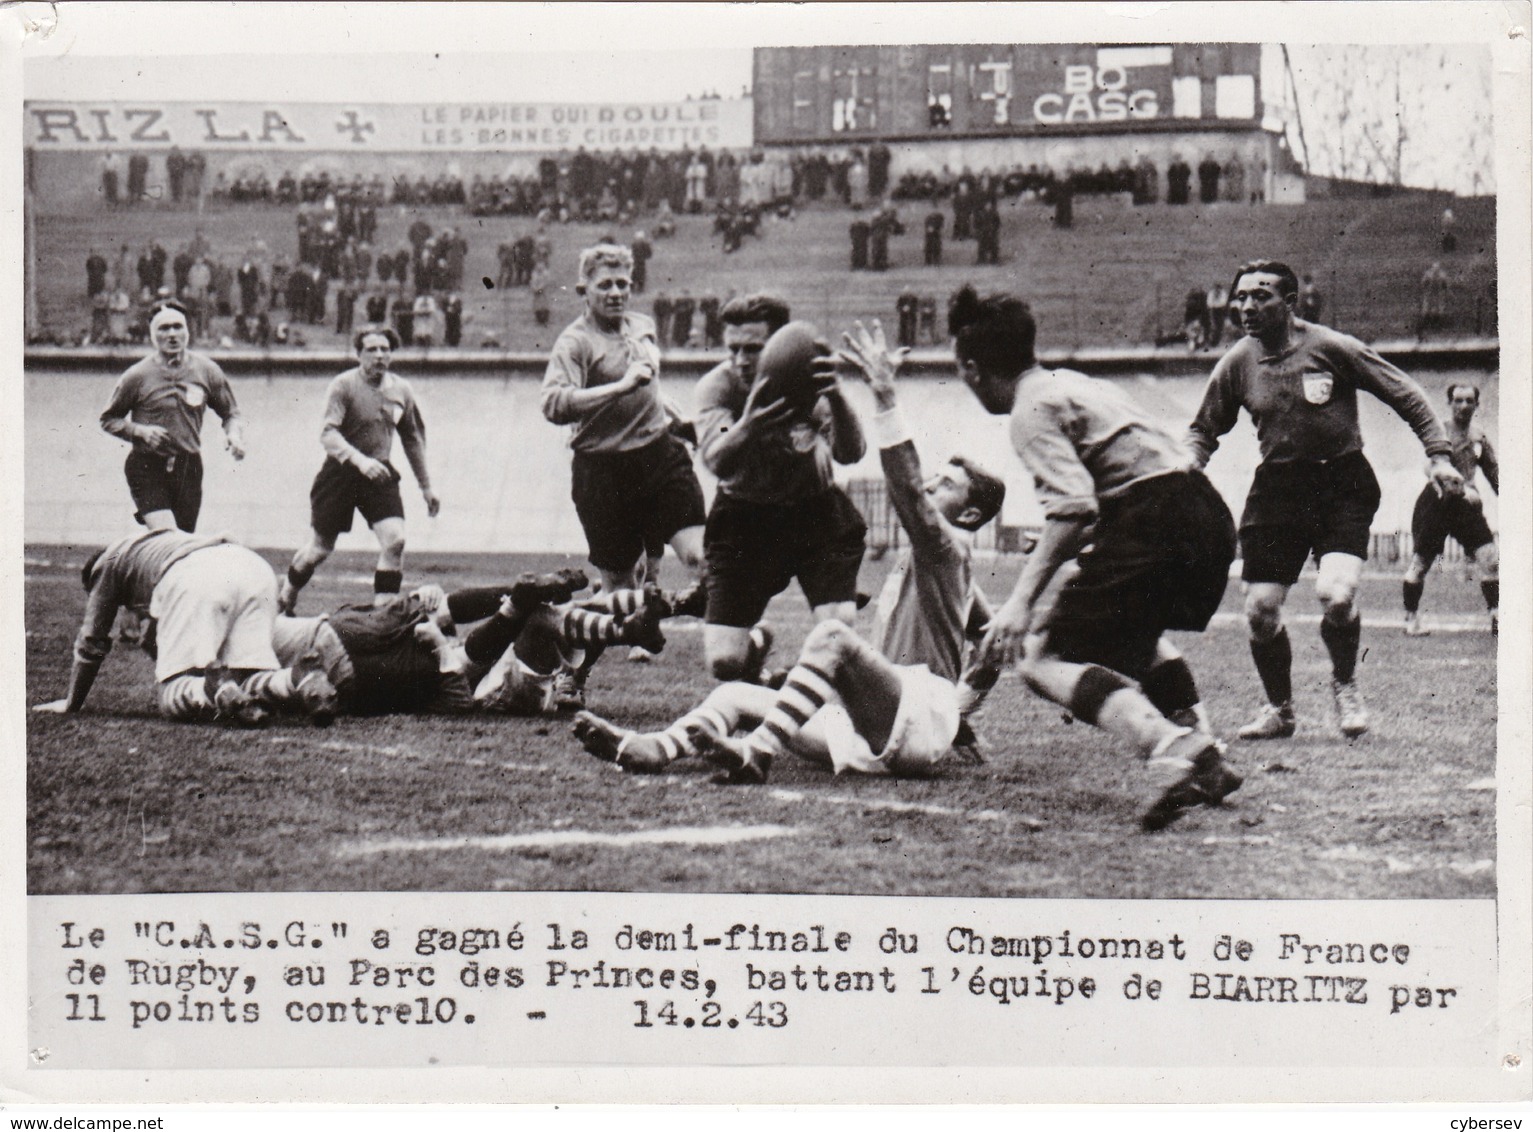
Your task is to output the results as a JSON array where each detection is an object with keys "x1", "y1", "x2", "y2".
[
  {"x1": 1332, "y1": 679, "x2": 1369, "y2": 739},
  {"x1": 572, "y1": 711, "x2": 671, "y2": 774},
  {"x1": 552, "y1": 668, "x2": 586, "y2": 713},
  {"x1": 1403, "y1": 611, "x2": 1431, "y2": 637},
  {"x1": 1141, "y1": 731, "x2": 1227, "y2": 832},
  {"x1": 687, "y1": 724, "x2": 772, "y2": 785},
  {"x1": 291, "y1": 652, "x2": 339, "y2": 727},
  {"x1": 1236, "y1": 701, "x2": 1295, "y2": 741},
  {"x1": 210, "y1": 676, "x2": 269, "y2": 728},
  {"x1": 509, "y1": 570, "x2": 584, "y2": 610},
  {"x1": 741, "y1": 623, "x2": 775, "y2": 685}
]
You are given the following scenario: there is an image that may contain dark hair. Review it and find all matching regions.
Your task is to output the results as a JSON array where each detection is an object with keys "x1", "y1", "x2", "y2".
[
  {"x1": 948, "y1": 456, "x2": 1006, "y2": 531},
  {"x1": 81, "y1": 548, "x2": 104, "y2": 593},
  {"x1": 948, "y1": 285, "x2": 1034, "y2": 378},
  {"x1": 720, "y1": 293, "x2": 791, "y2": 335},
  {"x1": 148, "y1": 298, "x2": 191, "y2": 322},
  {"x1": 1446, "y1": 383, "x2": 1481, "y2": 404},
  {"x1": 353, "y1": 325, "x2": 401, "y2": 353},
  {"x1": 1229, "y1": 260, "x2": 1300, "y2": 303}
]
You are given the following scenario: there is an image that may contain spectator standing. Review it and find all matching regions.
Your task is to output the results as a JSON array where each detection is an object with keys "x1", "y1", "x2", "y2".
[
  {"x1": 923, "y1": 210, "x2": 944, "y2": 266},
  {"x1": 849, "y1": 216, "x2": 870, "y2": 270},
  {"x1": 671, "y1": 290, "x2": 697, "y2": 348},
  {"x1": 1206, "y1": 280, "x2": 1230, "y2": 347},
  {"x1": 1166, "y1": 156, "x2": 1192, "y2": 205},
  {"x1": 1222, "y1": 154, "x2": 1246, "y2": 203},
  {"x1": 896, "y1": 289, "x2": 919, "y2": 348},
  {"x1": 100, "y1": 152, "x2": 121, "y2": 205},
  {"x1": 87, "y1": 249, "x2": 109, "y2": 300},
  {"x1": 631, "y1": 230, "x2": 653, "y2": 293},
  {"x1": 1298, "y1": 274, "x2": 1324, "y2": 323},
  {"x1": 1197, "y1": 154, "x2": 1221, "y2": 204}
]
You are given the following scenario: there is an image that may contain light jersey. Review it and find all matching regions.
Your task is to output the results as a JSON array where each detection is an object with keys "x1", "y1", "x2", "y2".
[
  {"x1": 1009, "y1": 366, "x2": 1188, "y2": 521},
  {"x1": 1187, "y1": 320, "x2": 1451, "y2": 468},
  {"x1": 74, "y1": 529, "x2": 233, "y2": 666},
  {"x1": 320, "y1": 368, "x2": 427, "y2": 467},
  {"x1": 869, "y1": 411, "x2": 979, "y2": 684},
  {"x1": 694, "y1": 360, "x2": 837, "y2": 504},
  {"x1": 100, "y1": 351, "x2": 241, "y2": 456},
  {"x1": 541, "y1": 310, "x2": 667, "y2": 453},
  {"x1": 1445, "y1": 418, "x2": 1499, "y2": 493}
]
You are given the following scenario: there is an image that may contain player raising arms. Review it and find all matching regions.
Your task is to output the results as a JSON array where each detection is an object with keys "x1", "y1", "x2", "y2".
[
  {"x1": 953, "y1": 286, "x2": 1241, "y2": 832},
  {"x1": 573, "y1": 319, "x2": 1003, "y2": 782},
  {"x1": 278, "y1": 326, "x2": 441, "y2": 614},
  {"x1": 541, "y1": 242, "x2": 705, "y2": 599},
  {"x1": 1402, "y1": 383, "x2": 1499, "y2": 636},
  {"x1": 1187, "y1": 261, "x2": 1463, "y2": 740}
]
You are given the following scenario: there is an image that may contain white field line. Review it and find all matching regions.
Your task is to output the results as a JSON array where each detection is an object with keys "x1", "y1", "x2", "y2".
[
  {"x1": 1207, "y1": 611, "x2": 1494, "y2": 634},
  {"x1": 338, "y1": 823, "x2": 799, "y2": 857},
  {"x1": 766, "y1": 787, "x2": 1012, "y2": 824}
]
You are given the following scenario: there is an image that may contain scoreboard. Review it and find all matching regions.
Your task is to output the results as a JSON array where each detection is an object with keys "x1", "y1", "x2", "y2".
[{"x1": 753, "y1": 43, "x2": 1264, "y2": 144}]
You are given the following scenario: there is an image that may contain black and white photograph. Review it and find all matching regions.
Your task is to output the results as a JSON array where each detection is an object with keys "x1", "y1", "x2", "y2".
[{"x1": 3, "y1": 0, "x2": 1529, "y2": 1109}]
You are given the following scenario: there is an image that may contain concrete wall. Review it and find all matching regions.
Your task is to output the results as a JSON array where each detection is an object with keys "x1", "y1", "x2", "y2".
[{"x1": 25, "y1": 366, "x2": 1497, "y2": 554}]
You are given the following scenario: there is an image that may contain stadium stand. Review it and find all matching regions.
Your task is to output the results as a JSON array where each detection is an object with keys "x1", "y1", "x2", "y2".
[{"x1": 33, "y1": 190, "x2": 1496, "y2": 354}]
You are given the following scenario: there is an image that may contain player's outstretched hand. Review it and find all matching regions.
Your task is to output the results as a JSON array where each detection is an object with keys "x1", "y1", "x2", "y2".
[
  {"x1": 423, "y1": 489, "x2": 442, "y2": 518},
  {"x1": 838, "y1": 319, "x2": 907, "y2": 407},
  {"x1": 32, "y1": 699, "x2": 72, "y2": 714}
]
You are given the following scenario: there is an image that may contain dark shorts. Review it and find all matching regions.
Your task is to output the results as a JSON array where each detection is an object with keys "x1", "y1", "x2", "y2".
[
  {"x1": 704, "y1": 488, "x2": 868, "y2": 628},
  {"x1": 571, "y1": 434, "x2": 706, "y2": 573},
  {"x1": 125, "y1": 449, "x2": 203, "y2": 532},
  {"x1": 310, "y1": 457, "x2": 405, "y2": 540},
  {"x1": 1239, "y1": 452, "x2": 1380, "y2": 585},
  {"x1": 1048, "y1": 471, "x2": 1236, "y2": 680},
  {"x1": 1411, "y1": 483, "x2": 1494, "y2": 560}
]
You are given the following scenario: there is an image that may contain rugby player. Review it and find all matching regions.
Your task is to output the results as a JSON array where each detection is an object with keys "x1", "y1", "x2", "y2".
[
  {"x1": 33, "y1": 529, "x2": 336, "y2": 726},
  {"x1": 541, "y1": 243, "x2": 705, "y2": 599},
  {"x1": 277, "y1": 326, "x2": 441, "y2": 614},
  {"x1": 1402, "y1": 383, "x2": 1499, "y2": 636},
  {"x1": 100, "y1": 299, "x2": 246, "y2": 533},
  {"x1": 271, "y1": 571, "x2": 676, "y2": 717},
  {"x1": 1187, "y1": 261, "x2": 1463, "y2": 740},
  {"x1": 693, "y1": 294, "x2": 868, "y2": 682},
  {"x1": 952, "y1": 286, "x2": 1241, "y2": 832},
  {"x1": 573, "y1": 319, "x2": 1003, "y2": 782}
]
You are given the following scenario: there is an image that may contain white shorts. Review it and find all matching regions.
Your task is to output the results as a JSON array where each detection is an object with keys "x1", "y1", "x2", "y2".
[
  {"x1": 149, "y1": 545, "x2": 280, "y2": 682},
  {"x1": 473, "y1": 647, "x2": 560, "y2": 716},
  {"x1": 813, "y1": 663, "x2": 960, "y2": 777},
  {"x1": 272, "y1": 615, "x2": 356, "y2": 691}
]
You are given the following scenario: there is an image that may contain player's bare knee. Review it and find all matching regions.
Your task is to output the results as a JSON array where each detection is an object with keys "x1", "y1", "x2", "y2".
[
  {"x1": 1245, "y1": 599, "x2": 1284, "y2": 641},
  {"x1": 1316, "y1": 583, "x2": 1357, "y2": 623}
]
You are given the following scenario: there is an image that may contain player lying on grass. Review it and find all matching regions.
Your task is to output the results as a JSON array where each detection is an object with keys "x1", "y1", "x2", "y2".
[
  {"x1": 33, "y1": 529, "x2": 338, "y2": 726},
  {"x1": 271, "y1": 571, "x2": 699, "y2": 717},
  {"x1": 574, "y1": 319, "x2": 1004, "y2": 781},
  {"x1": 951, "y1": 285, "x2": 1243, "y2": 832}
]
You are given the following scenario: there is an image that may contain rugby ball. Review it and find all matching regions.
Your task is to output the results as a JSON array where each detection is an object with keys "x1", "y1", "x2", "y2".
[{"x1": 753, "y1": 321, "x2": 829, "y2": 417}]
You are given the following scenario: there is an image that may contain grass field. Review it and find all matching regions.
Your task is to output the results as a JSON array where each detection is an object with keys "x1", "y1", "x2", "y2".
[{"x1": 25, "y1": 546, "x2": 1497, "y2": 900}]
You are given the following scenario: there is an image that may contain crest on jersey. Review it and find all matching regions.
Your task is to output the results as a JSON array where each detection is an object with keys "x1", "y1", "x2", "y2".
[
  {"x1": 181, "y1": 383, "x2": 206, "y2": 408},
  {"x1": 1302, "y1": 373, "x2": 1333, "y2": 405}
]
